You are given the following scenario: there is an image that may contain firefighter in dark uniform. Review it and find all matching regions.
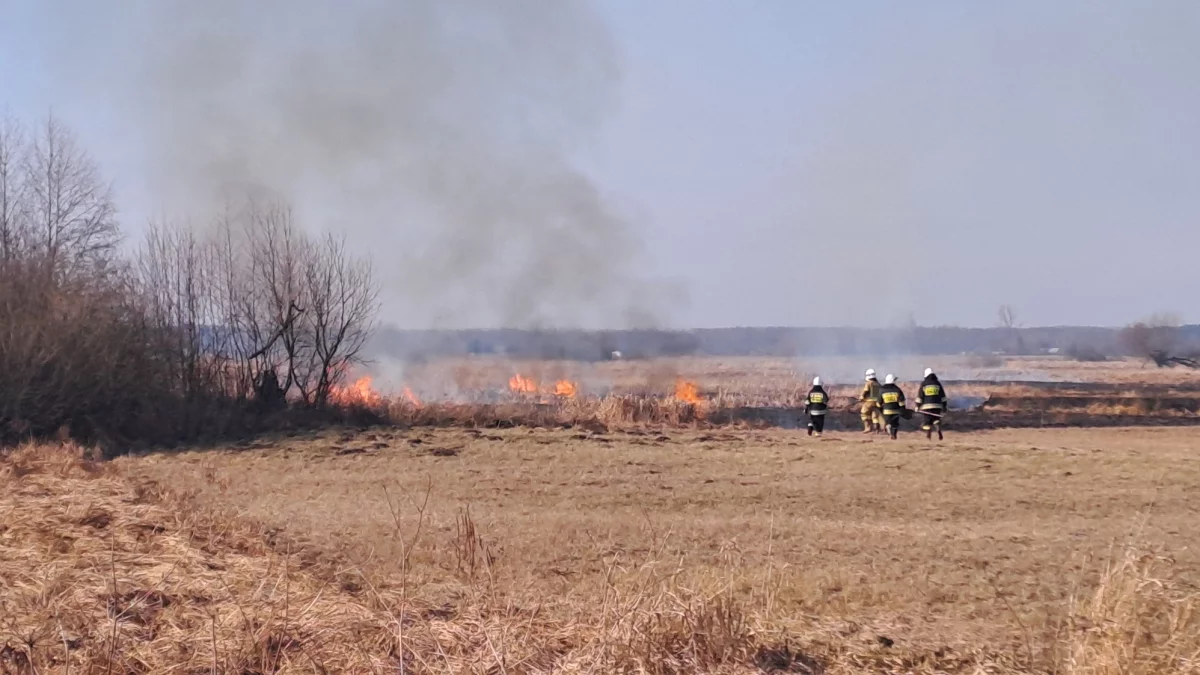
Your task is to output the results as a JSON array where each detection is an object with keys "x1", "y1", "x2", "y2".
[
  {"x1": 915, "y1": 367, "x2": 947, "y2": 440},
  {"x1": 879, "y1": 373, "x2": 908, "y2": 440},
  {"x1": 804, "y1": 376, "x2": 829, "y2": 437}
]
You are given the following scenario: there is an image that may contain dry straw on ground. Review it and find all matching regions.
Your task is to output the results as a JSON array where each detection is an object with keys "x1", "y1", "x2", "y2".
[
  {"x1": 5, "y1": 431, "x2": 1199, "y2": 673},
  {"x1": 0, "y1": 442, "x2": 810, "y2": 673}
]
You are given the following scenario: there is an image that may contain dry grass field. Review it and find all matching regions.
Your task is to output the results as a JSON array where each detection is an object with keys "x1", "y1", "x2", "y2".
[
  {"x1": 384, "y1": 355, "x2": 1200, "y2": 403},
  {"x1": 3, "y1": 354, "x2": 1199, "y2": 673},
  {"x1": 100, "y1": 424, "x2": 1200, "y2": 673}
]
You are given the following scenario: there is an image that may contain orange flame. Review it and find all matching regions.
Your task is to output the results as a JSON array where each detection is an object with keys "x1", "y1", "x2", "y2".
[
  {"x1": 509, "y1": 374, "x2": 538, "y2": 394},
  {"x1": 329, "y1": 375, "x2": 383, "y2": 408},
  {"x1": 674, "y1": 379, "x2": 702, "y2": 405},
  {"x1": 402, "y1": 386, "x2": 422, "y2": 407},
  {"x1": 553, "y1": 380, "x2": 577, "y2": 398}
]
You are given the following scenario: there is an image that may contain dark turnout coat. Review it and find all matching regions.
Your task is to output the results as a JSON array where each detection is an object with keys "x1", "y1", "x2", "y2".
[
  {"x1": 880, "y1": 383, "x2": 907, "y2": 416},
  {"x1": 916, "y1": 375, "x2": 947, "y2": 412},
  {"x1": 805, "y1": 386, "x2": 829, "y2": 415}
]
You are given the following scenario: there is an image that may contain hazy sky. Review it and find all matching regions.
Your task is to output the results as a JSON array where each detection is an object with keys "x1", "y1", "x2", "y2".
[{"x1": 2, "y1": 1, "x2": 1198, "y2": 329}]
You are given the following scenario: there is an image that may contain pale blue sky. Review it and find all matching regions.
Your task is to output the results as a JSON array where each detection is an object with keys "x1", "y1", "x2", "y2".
[{"x1": 3, "y1": 1, "x2": 1199, "y2": 329}]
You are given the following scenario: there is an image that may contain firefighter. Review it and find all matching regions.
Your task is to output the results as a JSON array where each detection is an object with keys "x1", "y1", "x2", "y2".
[
  {"x1": 859, "y1": 369, "x2": 883, "y2": 433},
  {"x1": 915, "y1": 367, "x2": 947, "y2": 440},
  {"x1": 805, "y1": 376, "x2": 829, "y2": 437},
  {"x1": 879, "y1": 373, "x2": 908, "y2": 440}
]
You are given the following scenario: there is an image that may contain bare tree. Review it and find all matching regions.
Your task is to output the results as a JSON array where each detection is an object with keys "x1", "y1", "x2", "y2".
[
  {"x1": 0, "y1": 109, "x2": 387, "y2": 444},
  {"x1": 997, "y1": 304, "x2": 1024, "y2": 354},
  {"x1": 997, "y1": 304, "x2": 1017, "y2": 330},
  {"x1": 0, "y1": 242, "x2": 169, "y2": 442},
  {"x1": 0, "y1": 111, "x2": 29, "y2": 261},
  {"x1": 245, "y1": 199, "x2": 313, "y2": 398},
  {"x1": 138, "y1": 218, "x2": 225, "y2": 400},
  {"x1": 1120, "y1": 313, "x2": 1193, "y2": 367},
  {"x1": 137, "y1": 197, "x2": 380, "y2": 409},
  {"x1": 303, "y1": 233, "x2": 379, "y2": 406},
  {"x1": 208, "y1": 207, "x2": 260, "y2": 399},
  {"x1": 23, "y1": 113, "x2": 120, "y2": 275}
]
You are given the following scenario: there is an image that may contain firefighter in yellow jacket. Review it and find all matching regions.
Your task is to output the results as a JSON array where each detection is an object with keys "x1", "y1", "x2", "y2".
[{"x1": 859, "y1": 369, "x2": 883, "y2": 433}]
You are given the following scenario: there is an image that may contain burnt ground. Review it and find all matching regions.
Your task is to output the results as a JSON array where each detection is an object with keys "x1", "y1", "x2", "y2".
[{"x1": 719, "y1": 379, "x2": 1200, "y2": 431}]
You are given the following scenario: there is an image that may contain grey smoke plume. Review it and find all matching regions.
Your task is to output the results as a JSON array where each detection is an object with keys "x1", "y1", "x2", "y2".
[{"x1": 38, "y1": 0, "x2": 674, "y2": 329}]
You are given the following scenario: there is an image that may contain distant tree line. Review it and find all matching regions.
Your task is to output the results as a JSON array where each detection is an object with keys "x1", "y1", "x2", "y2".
[
  {"x1": 1118, "y1": 314, "x2": 1200, "y2": 368},
  {"x1": 372, "y1": 323, "x2": 1200, "y2": 362},
  {"x1": 0, "y1": 111, "x2": 378, "y2": 446}
]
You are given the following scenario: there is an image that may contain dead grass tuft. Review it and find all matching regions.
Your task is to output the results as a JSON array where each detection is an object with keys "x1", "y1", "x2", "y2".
[
  {"x1": 0, "y1": 440, "x2": 105, "y2": 479},
  {"x1": 0, "y1": 443, "x2": 392, "y2": 674},
  {"x1": 1061, "y1": 547, "x2": 1200, "y2": 674},
  {"x1": 597, "y1": 583, "x2": 759, "y2": 674}
]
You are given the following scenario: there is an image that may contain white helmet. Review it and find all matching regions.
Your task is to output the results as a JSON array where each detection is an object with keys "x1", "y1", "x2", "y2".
[
  {"x1": 924, "y1": 367, "x2": 934, "y2": 378},
  {"x1": 812, "y1": 376, "x2": 821, "y2": 386},
  {"x1": 885, "y1": 374, "x2": 896, "y2": 385},
  {"x1": 865, "y1": 368, "x2": 876, "y2": 380}
]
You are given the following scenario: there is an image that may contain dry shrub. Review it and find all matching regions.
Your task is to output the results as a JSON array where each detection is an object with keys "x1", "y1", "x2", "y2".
[
  {"x1": 0, "y1": 259, "x2": 178, "y2": 444},
  {"x1": 383, "y1": 393, "x2": 709, "y2": 432},
  {"x1": 596, "y1": 582, "x2": 757, "y2": 674},
  {"x1": 596, "y1": 394, "x2": 702, "y2": 427},
  {"x1": 1060, "y1": 547, "x2": 1200, "y2": 674},
  {"x1": 0, "y1": 440, "x2": 104, "y2": 479},
  {"x1": 451, "y1": 506, "x2": 497, "y2": 583}
]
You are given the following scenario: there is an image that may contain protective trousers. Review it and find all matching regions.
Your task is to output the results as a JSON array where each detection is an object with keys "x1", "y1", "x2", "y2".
[
  {"x1": 807, "y1": 414, "x2": 826, "y2": 435},
  {"x1": 860, "y1": 402, "x2": 882, "y2": 431},
  {"x1": 921, "y1": 411, "x2": 944, "y2": 439},
  {"x1": 884, "y1": 413, "x2": 901, "y2": 438}
]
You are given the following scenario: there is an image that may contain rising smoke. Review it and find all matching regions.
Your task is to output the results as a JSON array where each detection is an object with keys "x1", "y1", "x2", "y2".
[{"x1": 36, "y1": 0, "x2": 676, "y2": 330}]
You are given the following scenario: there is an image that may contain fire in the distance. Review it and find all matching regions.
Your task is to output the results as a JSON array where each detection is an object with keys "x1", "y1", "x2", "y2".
[
  {"x1": 673, "y1": 378, "x2": 702, "y2": 405},
  {"x1": 508, "y1": 374, "x2": 579, "y2": 399},
  {"x1": 508, "y1": 374, "x2": 539, "y2": 394},
  {"x1": 326, "y1": 371, "x2": 706, "y2": 409}
]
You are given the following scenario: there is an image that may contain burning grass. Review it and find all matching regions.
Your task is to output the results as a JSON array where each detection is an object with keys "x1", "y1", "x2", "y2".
[
  {"x1": 305, "y1": 356, "x2": 1200, "y2": 439},
  {"x1": 343, "y1": 385, "x2": 1200, "y2": 436}
]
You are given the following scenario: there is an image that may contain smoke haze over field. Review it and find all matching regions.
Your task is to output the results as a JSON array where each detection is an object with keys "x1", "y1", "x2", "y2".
[
  {"x1": 12, "y1": 0, "x2": 675, "y2": 330},
  {"x1": 3, "y1": 1, "x2": 1200, "y2": 328}
]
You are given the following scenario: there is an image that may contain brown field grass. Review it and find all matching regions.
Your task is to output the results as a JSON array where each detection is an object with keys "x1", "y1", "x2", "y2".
[
  {"x1": 4, "y1": 352, "x2": 1200, "y2": 673},
  {"x1": 7, "y1": 425, "x2": 1174, "y2": 673},
  {"x1": 383, "y1": 355, "x2": 1200, "y2": 404},
  {"x1": 362, "y1": 355, "x2": 1200, "y2": 433}
]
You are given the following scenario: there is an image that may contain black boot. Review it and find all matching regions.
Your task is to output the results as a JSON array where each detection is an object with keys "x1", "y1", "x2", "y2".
[{"x1": 925, "y1": 427, "x2": 932, "y2": 440}]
